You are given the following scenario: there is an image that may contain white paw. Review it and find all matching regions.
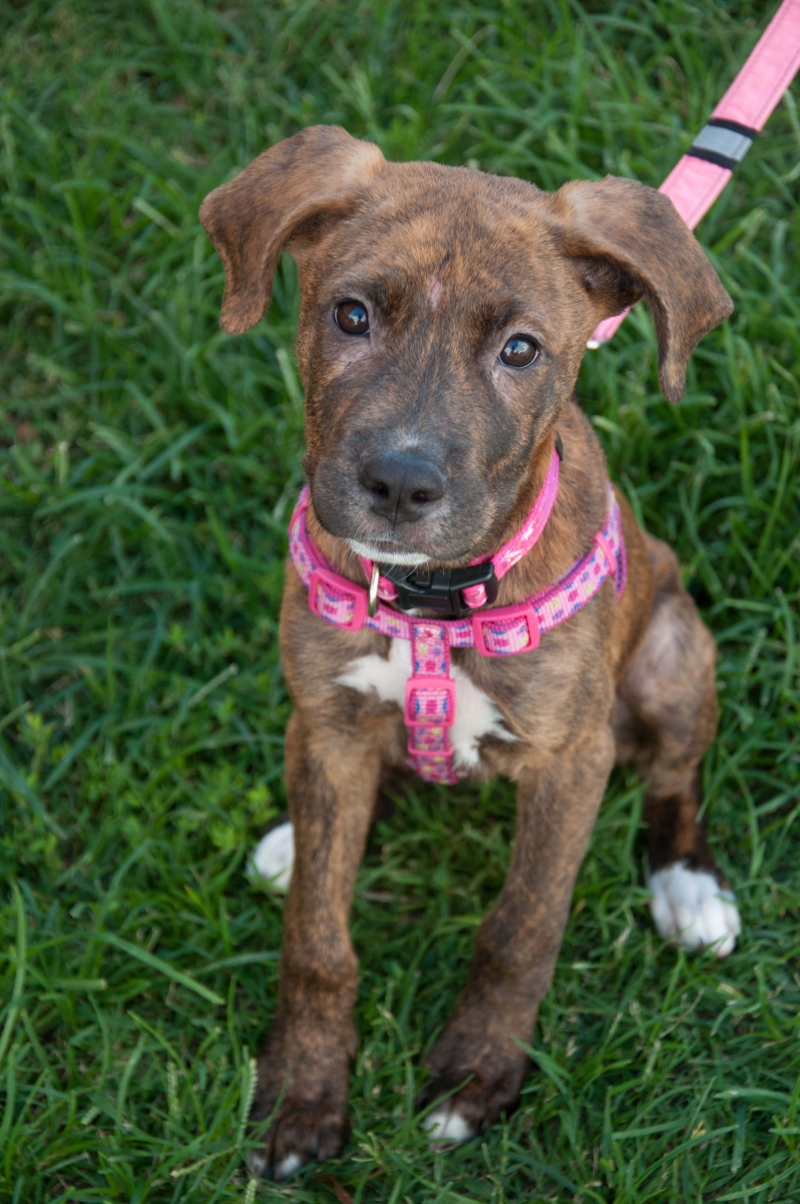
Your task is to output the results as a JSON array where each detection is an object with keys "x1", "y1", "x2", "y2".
[
  {"x1": 648, "y1": 863, "x2": 740, "y2": 958},
  {"x1": 249, "y1": 821, "x2": 294, "y2": 892},
  {"x1": 275, "y1": 1152, "x2": 302, "y2": 1180},
  {"x1": 421, "y1": 1109, "x2": 474, "y2": 1143}
]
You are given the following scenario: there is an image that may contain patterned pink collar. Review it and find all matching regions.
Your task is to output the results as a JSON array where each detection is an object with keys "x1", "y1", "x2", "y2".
[{"x1": 288, "y1": 448, "x2": 626, "y2": 785}]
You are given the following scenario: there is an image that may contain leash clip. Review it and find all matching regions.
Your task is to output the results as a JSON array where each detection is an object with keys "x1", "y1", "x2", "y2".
[
  {"x1": 379, "y1": 560, "x2": 499, "y2": 618},
  {"x1": 368, "y1": 563, "x2": 380, "y2": 618}
]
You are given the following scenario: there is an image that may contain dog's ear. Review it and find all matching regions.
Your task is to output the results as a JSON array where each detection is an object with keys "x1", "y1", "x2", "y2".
[
  {"x1": 200, "y1": 126, "x2": 385, "y2": 335},
  {"x1": 549, "y1": 177, "x2": 733, "y2": 402}
]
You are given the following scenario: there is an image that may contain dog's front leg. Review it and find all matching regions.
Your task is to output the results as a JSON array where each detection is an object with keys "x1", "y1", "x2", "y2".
[
  {"x1": 418, "y1": 728, "x2": 615, "y2": 1141},
  {"x1": 249, "y1": 710, "x2": 382, "y2": 1179}
]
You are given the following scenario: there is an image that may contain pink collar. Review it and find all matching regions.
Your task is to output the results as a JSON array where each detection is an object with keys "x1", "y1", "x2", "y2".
[{"x1": 288, "y1": 447, "x2": 626, "y2": 785}]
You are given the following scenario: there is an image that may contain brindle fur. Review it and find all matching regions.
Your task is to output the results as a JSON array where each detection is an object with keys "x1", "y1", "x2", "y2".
[{"x1": 200, "y1": 126, "x2": 734, "y2": 1176}]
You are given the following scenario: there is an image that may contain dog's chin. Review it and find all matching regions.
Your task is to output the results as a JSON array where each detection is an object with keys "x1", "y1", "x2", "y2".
[
  {"x1": 313, "y1": 504, "x2": 490, "y2": 567},
  {"x1": 346, "y1": 538, "x2": 430, "y2": 567}
]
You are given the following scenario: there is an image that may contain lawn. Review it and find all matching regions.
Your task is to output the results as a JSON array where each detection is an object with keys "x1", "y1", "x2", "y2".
[{"x1": 1, "y1": 1, "x2": 799, "y2": 1200}]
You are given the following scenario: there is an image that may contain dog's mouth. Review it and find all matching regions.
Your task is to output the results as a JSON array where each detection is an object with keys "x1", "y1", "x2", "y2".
[
  {"x1": 314, "y1": 503, "x2": 496, "y2": 569},
  {"x1": 339, "y1": 525, "x2": 484, "y2": 569},
  {"x1": 345, "y1": 536, "x2": 430, "y2": 567}
]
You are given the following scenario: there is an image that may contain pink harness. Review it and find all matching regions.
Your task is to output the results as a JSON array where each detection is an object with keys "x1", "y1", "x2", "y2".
[{"x1": 288, "y1": 447, "x2": 627, "y2": 785}]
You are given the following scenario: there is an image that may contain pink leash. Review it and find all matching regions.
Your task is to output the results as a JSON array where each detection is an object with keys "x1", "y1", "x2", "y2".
[
  {"x1": 288, "y1": 449, "x2": 627, "y2": 785},
  {"x1": 589, "y1": 0, "x2": 800, "y2": 350}
]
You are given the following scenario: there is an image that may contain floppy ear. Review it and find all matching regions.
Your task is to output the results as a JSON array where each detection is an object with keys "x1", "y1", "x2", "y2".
[
  {"x1": 200, "y1": 125, "x2": 385, "y2": 335},
  {"x1": 550, "y1": 177, "x2": 733, "y2": 402}
]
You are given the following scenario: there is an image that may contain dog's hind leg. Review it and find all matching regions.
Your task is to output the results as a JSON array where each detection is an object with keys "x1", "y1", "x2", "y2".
[
  {"x1": 248, "y1": 710, "x2": 382, "y2": 1180},
  {"x1": 614, "y1": 533, "x2": 740, "y2": 957}
]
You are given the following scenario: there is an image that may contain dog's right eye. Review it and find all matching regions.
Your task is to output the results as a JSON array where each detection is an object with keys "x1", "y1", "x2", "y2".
[
  {"x1": 334, "y1": 300, "x2": 370, "y2": 336},
  {"x1": 499, "y1": 335, "x2": 539, "y2": 368}
]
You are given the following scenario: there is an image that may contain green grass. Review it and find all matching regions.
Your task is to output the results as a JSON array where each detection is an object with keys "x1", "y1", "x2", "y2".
[{"x1": 1, "y1": 1, "x2": 799, "y2": 1199}]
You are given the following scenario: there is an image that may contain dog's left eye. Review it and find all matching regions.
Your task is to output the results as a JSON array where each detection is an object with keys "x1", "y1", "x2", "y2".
[
  {"x1": 499, "y1": 336, "x2": 539, "y2": 367},
  {"x1": 334, "y1": 300, "x2": 370, "y2": 336}
]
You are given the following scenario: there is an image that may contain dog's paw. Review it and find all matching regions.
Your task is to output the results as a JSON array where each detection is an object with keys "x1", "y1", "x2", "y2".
[
  {"x1": 416, "y1": 1049, "x2": 527, "y2": 1142},
  {"x1": 648, "y1": 862, "x2": 740, "y2": 958},
  {"x1": 248, "y1": 1092, "x2": 350, "y2": 1180},
  {"x1": 249, "y1": 821, "x2": 294, "y2": 892},
  {"x1": 421, "y1": 1105, "x2": 476, "y2": 1144},
  {"x1": 248, "y1": 1071, "x2": 350, "y2": 1180}
]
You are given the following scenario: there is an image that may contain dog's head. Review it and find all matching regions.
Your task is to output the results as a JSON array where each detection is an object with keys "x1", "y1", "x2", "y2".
[{"x1": 201, "y1": 126, "x2": 732, "y2": 565}]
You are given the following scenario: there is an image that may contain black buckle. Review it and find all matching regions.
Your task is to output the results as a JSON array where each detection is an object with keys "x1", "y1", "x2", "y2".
[{"x1": 379, "y1": 560, "x2": 499, "y2": 618}]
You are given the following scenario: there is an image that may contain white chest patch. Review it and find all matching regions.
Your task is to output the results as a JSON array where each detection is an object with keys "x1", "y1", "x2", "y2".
[{"x1": 335, "y1": 638, "x2": 516, "y2": 770}]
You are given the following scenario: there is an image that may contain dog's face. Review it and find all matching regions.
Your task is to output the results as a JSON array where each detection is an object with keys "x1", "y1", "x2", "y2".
[
  {"x1": 201, "y1": 127, "x2": 732, "y2": 563},
  {"x1": 294, "y1": 166, "x2": 594, "y2": 565}
]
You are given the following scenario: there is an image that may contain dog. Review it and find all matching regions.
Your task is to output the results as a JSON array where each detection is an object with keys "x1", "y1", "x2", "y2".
[{"x1": 200, "y1": 125, "x2": 740, "y2": 1179}]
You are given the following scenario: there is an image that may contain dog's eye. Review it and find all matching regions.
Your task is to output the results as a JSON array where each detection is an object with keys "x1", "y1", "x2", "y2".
[
  {"x1": 499, "y1": 335, "x2": 539, "y2": 367},
  {"x1": 334, "y1": 300, "x2": 370, "y2": 336}
]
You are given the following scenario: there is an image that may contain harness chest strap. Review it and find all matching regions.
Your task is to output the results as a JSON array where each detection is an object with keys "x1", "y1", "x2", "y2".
[{"x1": 288, "y1": 477, "x2": 627, "y2": 785}]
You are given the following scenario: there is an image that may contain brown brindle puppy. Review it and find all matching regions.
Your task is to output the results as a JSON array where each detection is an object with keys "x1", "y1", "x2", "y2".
[{"x1": 200, "y1": 125, "x2": 740, "y2": 1178}]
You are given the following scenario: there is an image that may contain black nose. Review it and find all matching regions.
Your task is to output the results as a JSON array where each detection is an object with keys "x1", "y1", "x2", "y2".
[{"x1": 359, "y1": 451, "x2": 446, "y2": 522}]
